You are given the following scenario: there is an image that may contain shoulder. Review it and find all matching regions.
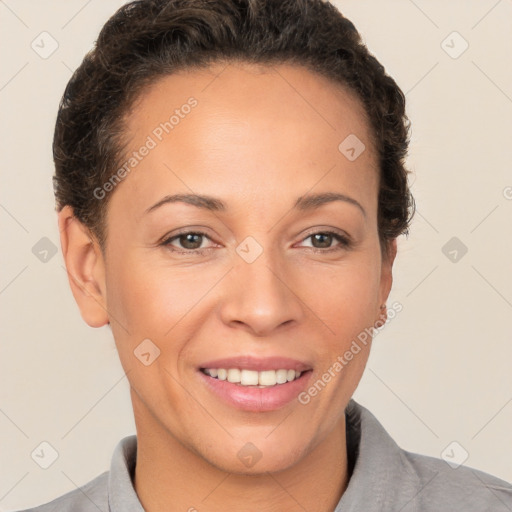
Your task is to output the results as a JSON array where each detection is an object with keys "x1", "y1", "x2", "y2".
[
  {"x1": 344, "y1": 400, "x2": 512, "y2": 511},
  {"x1": 14, "y1": 471, "x2": 109, "y2": 512},
  {"x1": 402, "y1": 448, "x2": 512, "y2": 511}
]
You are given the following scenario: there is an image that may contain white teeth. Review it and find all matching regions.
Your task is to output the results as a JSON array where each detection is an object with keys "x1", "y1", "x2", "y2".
[
  {"x1": 276, "y1": 369, "x2": 288, "y2": 384},
  {"x1": 259, "y1": 370, "x2": 277, "y2": 386},
  {"x1": 202, "y1": 368, "x2": 304, "y2": 387},
  {"x1": 227, "y1": 368, "x2": 241, "y2": 383},
  {"x1": 240, "y1": 369, "x2": 259, "y2": 386}
]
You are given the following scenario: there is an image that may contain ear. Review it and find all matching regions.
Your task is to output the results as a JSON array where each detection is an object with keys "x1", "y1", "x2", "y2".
[
  {"x1": 58, "y1": 205, "x2": 109, "y2": 328},
  {"x1": 377, "y1": 238, "x2": 398, "y2": 322}
]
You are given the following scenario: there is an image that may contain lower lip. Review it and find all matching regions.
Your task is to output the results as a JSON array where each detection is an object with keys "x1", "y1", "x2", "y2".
[{"x1": 198, "y1": 370, "x2": 313, "y2": 412}]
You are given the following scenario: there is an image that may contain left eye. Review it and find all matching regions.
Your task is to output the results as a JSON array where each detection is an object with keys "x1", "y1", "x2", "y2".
[
  {"x1": 300, "y1": 232, "x2": 350, "y2": 250},
  {"x1": 162, "y1": 231, "x2": 212, "y2": 251},
  {"x1": 161, "y1": 230, "x2": 351, "y2": 254}
]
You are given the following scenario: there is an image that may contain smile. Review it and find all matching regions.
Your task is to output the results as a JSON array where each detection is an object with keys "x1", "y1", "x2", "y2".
[
  {"x1": 201, "y1": 368, "x2": 303, "y2": 387},
  {"x1": 198, "y1": 368, "x2": 313, "y2": 412}
]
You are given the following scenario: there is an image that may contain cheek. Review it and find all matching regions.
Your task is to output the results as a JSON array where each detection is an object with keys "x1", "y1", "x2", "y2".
[
  {"x1": 104, "y1": 259, "x2": 198, "y2": 407},
  {"x1": 105, "y1": 255, "x2": 228, "y2": 382},
  {"x1": 103, "y1": 257, "x2": 178, "y2": 378},
  {"x1": 300, "y1": 262, "x2": 380, "y2": 407},
  {"x1": 106, "y1": 255, "x2": 207, "y2": 336},
  {"x1": 306, "y1": 258, "x2": 381, "y2": 332},
  {"x1": 300, "y1": 255, "x2": 381, "y2": 389}
]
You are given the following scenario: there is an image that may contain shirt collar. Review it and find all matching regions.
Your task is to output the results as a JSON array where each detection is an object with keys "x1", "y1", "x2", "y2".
[
  {"x1": 107, "y1": 399, "x2": 421, "y2": 511},
  {"x1": 335, "y1": 399, "x2": 422, "y2": 511},
  {"x1": 108, "y1": 434, "x2": 144, "y2": 512}
]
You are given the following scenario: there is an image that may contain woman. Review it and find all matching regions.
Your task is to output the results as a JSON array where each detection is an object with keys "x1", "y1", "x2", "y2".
[{"x1": 18, "y1": 0, "x2": 512, "y2": 510}]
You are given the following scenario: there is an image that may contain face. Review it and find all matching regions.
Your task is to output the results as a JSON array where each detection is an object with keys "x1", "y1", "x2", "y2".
[{"x1": 63, "y1": 62, "x2": 395, "y2": 474}]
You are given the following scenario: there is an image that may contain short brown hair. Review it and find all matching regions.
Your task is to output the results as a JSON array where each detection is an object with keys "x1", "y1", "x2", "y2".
[{"x1": 53, "y1": 0, "x2": 415, "y2": 256}]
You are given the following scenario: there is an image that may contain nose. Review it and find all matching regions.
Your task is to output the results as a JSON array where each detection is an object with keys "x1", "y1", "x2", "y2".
[{"x1": 219, "y1": 247, "x2": 304, "y2": 337}]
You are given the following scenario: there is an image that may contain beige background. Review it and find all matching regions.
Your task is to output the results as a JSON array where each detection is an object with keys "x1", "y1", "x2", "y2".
[{"x1": 1, "y1": 0, "x2": 511, "y2": 509}]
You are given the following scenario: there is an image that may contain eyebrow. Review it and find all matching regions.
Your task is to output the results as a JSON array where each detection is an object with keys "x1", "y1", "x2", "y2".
[{"x1": 144, "y1": 192, "x2": 366, "y2": 217}]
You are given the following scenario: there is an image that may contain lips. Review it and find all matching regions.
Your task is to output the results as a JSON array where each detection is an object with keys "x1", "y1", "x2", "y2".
[{"x1": 197, "y1": 355, "x2": 313, "y2": 412}]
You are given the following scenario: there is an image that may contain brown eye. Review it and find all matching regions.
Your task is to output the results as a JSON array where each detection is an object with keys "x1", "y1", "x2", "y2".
[
  {"x1": 177, "y1": 233, "x2": 204, "y2": 250},
  {"x1": 311, "y1": 233, "x2": 334, "y2": 248},
  {"x1": 161, "y1": 231, "x2": 214, "y2": 253},
  {"x1": 300, "y1": 231, "x2": 352, "y2": 252}
]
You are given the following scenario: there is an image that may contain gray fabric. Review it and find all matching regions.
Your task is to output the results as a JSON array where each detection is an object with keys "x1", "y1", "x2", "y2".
[{"x1": 16, "y1": 399, "x2": 512, "y2": 511}]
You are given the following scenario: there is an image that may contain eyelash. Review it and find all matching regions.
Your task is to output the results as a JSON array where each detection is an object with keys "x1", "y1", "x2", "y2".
[{"x1": 160, "y1": 230, "x2": 352, "y2": 256}]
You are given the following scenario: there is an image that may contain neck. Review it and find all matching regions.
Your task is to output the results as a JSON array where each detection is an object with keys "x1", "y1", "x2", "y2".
[{"x1": 131, "y1": 390, "x2": 349, "y2": 512}]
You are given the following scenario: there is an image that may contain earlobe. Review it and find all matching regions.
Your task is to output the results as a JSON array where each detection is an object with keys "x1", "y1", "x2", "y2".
[{"x1": 58, "y1": 205, "x2": 109, "y2": 328}]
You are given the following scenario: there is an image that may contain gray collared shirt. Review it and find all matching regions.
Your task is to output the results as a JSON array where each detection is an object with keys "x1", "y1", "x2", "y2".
[{"x1": 17, "y1": 399, "x2": 512, "y2": 511}]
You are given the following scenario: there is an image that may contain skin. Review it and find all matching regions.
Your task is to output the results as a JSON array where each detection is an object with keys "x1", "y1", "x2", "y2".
[{"x1": 58, "y1": 61, "x2": 397, "y2": 512}]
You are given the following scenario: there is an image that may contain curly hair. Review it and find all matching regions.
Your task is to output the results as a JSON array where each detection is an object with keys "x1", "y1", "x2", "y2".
[{"x1": 53, "y1": 0, "x2": 415, "y2": 257}]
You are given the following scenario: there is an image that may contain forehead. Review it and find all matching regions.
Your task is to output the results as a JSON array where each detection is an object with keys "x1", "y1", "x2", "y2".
[
  {"x1": 111, "y1": 62, "x2": 378, "y2": 220},
  {"x1": 124, "y1": 61, "x2": 373, "y2": 149}
]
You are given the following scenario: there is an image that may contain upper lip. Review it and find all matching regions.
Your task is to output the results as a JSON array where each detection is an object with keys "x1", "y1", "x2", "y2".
[{"x1": 199, "y1": 356, "x2": 312, "y2": 372}]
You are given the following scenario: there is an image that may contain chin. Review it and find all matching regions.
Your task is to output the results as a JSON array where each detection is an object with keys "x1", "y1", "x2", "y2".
[
  {"x1": 212, "y1": 452, "x2": 302, "y2": 476},
  {"x1": 196, "y1": 434, "x2": 308, "y2": 476}
]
